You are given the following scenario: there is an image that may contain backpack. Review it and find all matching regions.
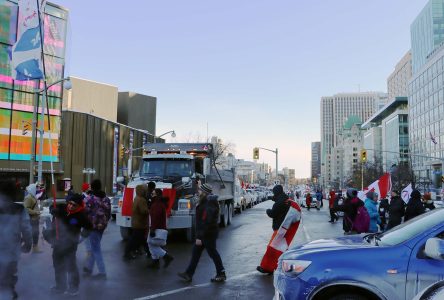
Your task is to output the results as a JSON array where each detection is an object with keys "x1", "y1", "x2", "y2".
[{"x1": 353, "y1": 205, "x2": 370, "y2": 233}]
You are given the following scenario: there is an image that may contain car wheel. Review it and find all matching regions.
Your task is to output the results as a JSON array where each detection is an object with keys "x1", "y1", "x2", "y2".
[
  {"x1": 228, "y1": 203, "x2": 233, "y2": 225},
  {"x1": 330, "y1": 294, "x2": 369, "y2": 300}
]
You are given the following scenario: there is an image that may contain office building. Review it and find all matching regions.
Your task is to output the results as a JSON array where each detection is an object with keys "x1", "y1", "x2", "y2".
[
  {"x1": 320, "y1": 92, "x2": 386, "y2": 186},
  {"x1": 118, "y1": 92, "x2": 157, "y2": 135},
  {"x1": 387, "y1": 51, "x2": 412, "y2": 100},
  {"x1": 411, "y1": 0, "x2": 444, "y2": 74},
  {"x1": 311, "y1": 142, "x2": 321, "y2": 179}
]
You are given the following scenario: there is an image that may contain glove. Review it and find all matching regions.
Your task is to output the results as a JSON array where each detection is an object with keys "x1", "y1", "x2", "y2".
[{"x1": 150, "y1": 231, "x2": 155, "y2": 238}]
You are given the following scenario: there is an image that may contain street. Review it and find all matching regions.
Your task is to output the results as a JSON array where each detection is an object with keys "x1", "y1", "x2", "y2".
[{"x1": 16, "y1": 200, "x2": 343, "y2": 300}]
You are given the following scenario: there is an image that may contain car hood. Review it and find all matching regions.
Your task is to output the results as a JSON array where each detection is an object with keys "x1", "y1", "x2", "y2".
[{"x1": 285, "y1": 235, "x2": 372, "y2": 256}]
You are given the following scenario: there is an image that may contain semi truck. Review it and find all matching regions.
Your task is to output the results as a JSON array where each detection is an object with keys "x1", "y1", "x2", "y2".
[{"x1": 116, "y1": 143, "x2": 235, "y2": 241}]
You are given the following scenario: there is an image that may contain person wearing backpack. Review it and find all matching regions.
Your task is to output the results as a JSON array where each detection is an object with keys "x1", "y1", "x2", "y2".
[
  {"x1": 83, "y1": 179, "x2": 111, "y2": 280},
  {"x1": 336, "y1": 189, "x2": 368, "y2": 234},
  {"x1": 364, "y1": 192, "x2": 380, "y2": 233}
]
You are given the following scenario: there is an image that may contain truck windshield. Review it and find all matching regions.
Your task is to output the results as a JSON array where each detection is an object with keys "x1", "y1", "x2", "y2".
[{"x1": 140, "y1": 159, "x2": 193, "y2": 178}]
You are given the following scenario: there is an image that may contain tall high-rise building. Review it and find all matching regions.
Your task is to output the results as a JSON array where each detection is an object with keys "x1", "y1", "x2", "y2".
[
  {"x1": 387, "y1": 51, "x2": 412, "y2": 100},
  {"x1": 311, "y1": 142, "x2": 321, "y2": 179},
  {"x1": 320, "y1": 92, "x2": 386, "y2": 185},
  {"x1": 411, "y1": 0, "x2": 444, "y2": 74}
]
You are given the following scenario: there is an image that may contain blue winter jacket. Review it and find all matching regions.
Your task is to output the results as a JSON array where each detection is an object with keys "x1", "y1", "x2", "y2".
[{"x1": 364, "y1": 198, "x2": 380, "y2": 233}]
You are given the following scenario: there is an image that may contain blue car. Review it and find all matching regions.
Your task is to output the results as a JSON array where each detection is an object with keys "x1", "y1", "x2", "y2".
[{"x1": 274, "y1": 208, "x2": 444, "y2": 300}]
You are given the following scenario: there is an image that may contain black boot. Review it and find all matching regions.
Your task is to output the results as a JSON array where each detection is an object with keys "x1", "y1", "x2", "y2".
[
  {"x1": 147, "y1": 259, "x2": 160, "y2": 269},
  {"x1": 163, "y1": 253, "x2": 174, "y2": 268}
]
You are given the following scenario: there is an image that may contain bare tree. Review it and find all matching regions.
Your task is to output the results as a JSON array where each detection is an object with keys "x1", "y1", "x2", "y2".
[
  {"x1": 345, "y1": 161, "x2": 384, "y2": 189},
  {"x1": 390, "y1": 161, "x2": 415, "y2": 192},
  {"x1": 212, "y1": 138, "x2": 235, "y2": 166}
]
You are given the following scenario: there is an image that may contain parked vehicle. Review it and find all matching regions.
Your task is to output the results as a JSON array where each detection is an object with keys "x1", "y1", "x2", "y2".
[
  {"x1": 110, "y1": 195, "x2": 120, "y2": 219},
  {"x1": 246, "y1": 189, "x2": 259, "y2": 206},
  {"x1": 234, "y1": 181, "x2": 247, "y2": 213},
  {"x1": 243, "y1": 189, "x2": 254, "y2": 208},
  {"x1": 116, "y1": 143, "x2": 235, "y2": 241},
  {"x1": 274, "y1": 208, "x2": 444, "y2": 300},
  {"x1": 301, "y1": 192, "x2": 317, "y2": 208}
]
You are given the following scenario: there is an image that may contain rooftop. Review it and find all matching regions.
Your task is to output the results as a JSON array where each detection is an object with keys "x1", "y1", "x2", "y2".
[{"x1": 361, "y1": 97, "x2": 408, "y2": 129}]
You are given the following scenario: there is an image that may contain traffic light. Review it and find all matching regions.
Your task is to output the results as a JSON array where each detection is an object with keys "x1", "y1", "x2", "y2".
[
  {"x1": 253, "y1": 147, "x2": 259, "y2": 160},
  {"x1": 120, "y1": 145, "x2": 125, "y2": 159},
  {"x1": 360, "y1": 149, "x2": 367, "y2": 162}
]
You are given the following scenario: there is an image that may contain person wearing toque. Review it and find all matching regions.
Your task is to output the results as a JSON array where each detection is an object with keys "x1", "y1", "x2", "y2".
[{"x1": 178, "y1": 183, "x2": 226, "y2": 283}]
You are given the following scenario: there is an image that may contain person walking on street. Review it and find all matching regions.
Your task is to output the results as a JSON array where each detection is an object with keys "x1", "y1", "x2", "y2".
[
  {"x1": 364, "y1": 192, "x2": 381, "y2": 233},
  {"x1": 178, "y1": 183, "x2": 226, "y2": 283},
  {"x1": 50, "y1": 193, "x2": 92, "y2": 296},
  {"x1": 83, "y1": 179, "x2": 111, "y2": 280},
  {"x1": 305, "y1": 193, "x2": 312, "y2": 210},
  {"x1": 328, "y1": 191, "x2": 338, "y2": 223},
  {"x1": 336, "y1": 189, "x2": 364, "y2": 234},
  {"x1": 124, "y1": 184, "x2": 149, "y2": 261},
  {"x1": 23, "y1": 183, "x2": 42, "y2": 253},
  {"x1": 386, "y1": 191, "x2": 405, "y2": 230},
  {"x1": 147, "y1": 189, "x2": 174, "y2": 269},
  {"x1": 422, "y1": 192, "x2": 436, "y2": 211},
  {"x1": 0, "y1": 179, "x2": 32, "y2": 300},
  {"x1": 404, "y1": 189, "x2": 425, "y2": 222},
  {"x1": 316, "y1": 190, "x2": 323, "y2": 208},
  {"x1": 257, "y1": 184, "x2": 295, "y2": 274}
]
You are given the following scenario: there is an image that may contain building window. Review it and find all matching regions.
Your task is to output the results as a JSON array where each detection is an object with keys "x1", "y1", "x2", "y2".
[{"x1": 353, "y1": 159, "x2": 358, "y2": 163}]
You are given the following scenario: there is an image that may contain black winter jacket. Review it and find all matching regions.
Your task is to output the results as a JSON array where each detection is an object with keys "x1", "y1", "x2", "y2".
[
  {"x1": 336, "y1": 197, "x2": 363, "y2": 233},
  {"x1": 387, "y1": 196, "x2": 405, "y2": 229},
  {"x1": 50, "y1": 204, "x2": 92, "y2": 249},
  {"x1": 195, "y1": 195, "x2": 220, "y2": 239},
  {"x1": 266, "y1": 193, "x2": 290, "y2": 231},
  {"x1": 404, "y1": 198, "x2": 425, "y2": 222}
]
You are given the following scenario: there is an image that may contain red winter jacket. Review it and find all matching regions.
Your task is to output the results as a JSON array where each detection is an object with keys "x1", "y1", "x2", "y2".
[
  {"x1": 306, "y1": 194, "x2": 312, "y2": 207},
  {"x1": 149, "y1": 197, "x2": 166, "y2": 231},
  {"x1": 329, "y1": 192, "x2": 336, "y2": 209}
]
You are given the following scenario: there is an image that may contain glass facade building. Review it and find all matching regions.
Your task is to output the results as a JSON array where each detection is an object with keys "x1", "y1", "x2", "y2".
[
  {"x1": 408, "y1": 42, "x2": 444, "y2": 190},
  {"x1": 411, "y1": 0, "x2": 444, "y2": 74},
  {"x1": 0, "y1": 0, "x2": 68, "y2": 163}
]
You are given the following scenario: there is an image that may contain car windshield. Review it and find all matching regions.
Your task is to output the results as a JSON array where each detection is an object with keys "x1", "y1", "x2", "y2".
[
  {"x1": 140, "y1": 159, "x2": 193, "y2": 178},
  {"x1": 378, "y1": 209, "x2": 444, "y2": 246}
]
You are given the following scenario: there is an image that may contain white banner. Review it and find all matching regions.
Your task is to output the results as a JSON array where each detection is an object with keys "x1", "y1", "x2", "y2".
[
  {"x1": 401, "y1": 183, "x2": 413, "y2": 204},
  {"x1": 11, "y1": 0, "x2": 45, "y2": 80}
]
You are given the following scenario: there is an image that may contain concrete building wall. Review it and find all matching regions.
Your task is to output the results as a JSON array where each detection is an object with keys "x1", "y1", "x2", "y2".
[
  {"x1": 387, "y1": 51, "x2": 412, "y2": 100},
  {"x1": 63, "y1": 77, "x2": 118, "y2": 122},
  {"x1": 363, "y1": 127, "x2": 382, "y2": 164},
  {"x1": 118, "y1": 92, "x2": 157, "y2": 134}
]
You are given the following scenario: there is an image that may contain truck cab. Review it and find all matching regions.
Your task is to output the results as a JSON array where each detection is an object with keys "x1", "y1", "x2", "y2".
[{"x1": 116, "y1": 143, "x2": 235, "y2": 241}]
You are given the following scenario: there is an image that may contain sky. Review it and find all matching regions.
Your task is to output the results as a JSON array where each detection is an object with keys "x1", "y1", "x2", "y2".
[{"x1": 54, "y1": 0, "x2": 428, "y2": 178}]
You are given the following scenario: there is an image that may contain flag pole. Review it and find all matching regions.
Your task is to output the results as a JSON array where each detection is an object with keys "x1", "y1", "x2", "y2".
[{"x1": 36, "y1": 0, "x2": 58, "y2": 239}]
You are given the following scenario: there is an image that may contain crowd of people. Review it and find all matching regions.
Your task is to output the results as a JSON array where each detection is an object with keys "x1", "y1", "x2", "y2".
[{"x1": 329, "y1": 187, "x2": 431, "y2": 235}]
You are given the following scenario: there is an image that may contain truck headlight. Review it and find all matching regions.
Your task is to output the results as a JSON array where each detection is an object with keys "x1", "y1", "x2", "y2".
[
  {"x1": 178, "y1": 199, "x2": 191, "y2": 211},
  {"x1": 281, "y1": 260, "x2": 311, "y2": 276}
]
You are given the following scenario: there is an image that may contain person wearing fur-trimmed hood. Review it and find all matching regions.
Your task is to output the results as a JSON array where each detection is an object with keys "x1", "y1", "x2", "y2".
[{"x1": 23, "y1": 183, "x2": 41, "y2": 253}]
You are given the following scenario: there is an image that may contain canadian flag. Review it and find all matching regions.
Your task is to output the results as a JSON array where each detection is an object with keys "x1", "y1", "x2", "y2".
[{"x1": 363, "y1": 173, "x2": 392, "y2": 200}]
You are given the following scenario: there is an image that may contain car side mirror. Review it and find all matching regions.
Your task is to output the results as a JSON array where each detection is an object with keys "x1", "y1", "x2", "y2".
[{"x1": 425, "y1": 238, "x2": 444, "y2": 260}]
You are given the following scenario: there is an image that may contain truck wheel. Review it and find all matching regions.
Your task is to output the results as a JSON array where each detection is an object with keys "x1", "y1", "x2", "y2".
[
  {"x1": 228, "y1": 203, "x2": 233, "y2": 225},
  {"x1": 221, "y1": 203, "x2": 229, "y2": 227},
  {"x1": 120, "y1": 227, "x2": 132, "y2": 241}
]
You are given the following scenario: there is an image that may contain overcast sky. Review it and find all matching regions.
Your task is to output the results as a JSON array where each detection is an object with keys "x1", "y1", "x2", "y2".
[{"x1": 54, "y1": 0, "x2": 428, "y2": 178}]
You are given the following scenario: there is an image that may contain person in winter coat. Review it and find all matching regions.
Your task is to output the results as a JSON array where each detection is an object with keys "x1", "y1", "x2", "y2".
[
  {"x1": 0, "y1": 179, "x2": 32, "y2": 300},
  {"x1": 83, "y1": 179, "x2": 111, "y2": 280},
  {"x1": 422, "y1": 193, "x2": 436, "y2": 211},
  {"x1": 404, "y1": 189, "x2": 425, "y2": 222},
  {"x1": 124, "y1": 184, "x2": 149, "y2": 261},
  {"x1": 364, "y1": 192, "x2": 381, "y2": 233},
  {"x1": 378, "y1": 197, "x2": 389, "y2": 231},
  {"x1": 266, "y1": 185, "x2": 291, "y2": 231},
  {"x1": 23, "y1": 183, "x2": 41, "y2": 253},
  {"x1": 147, "y1": 189, "x2": 174, "y2": 269},
  {"x1": 316, "y1": 190, "x2": 323, "y2": 208},
  {"x1": 336, "y1": 188, "x2": 364, "y2": 234},
  {"x1": 328, "y1": 191, "x2": 339, "y2": 223},
  {"x1": 386, "y1": 191, "x2": 405, "y2": 230},
  {"x1": 50, "y1": 193, "x2": 92, "y2": 296},
  {"x1": 178, "y1": 183, "x2": 226, "y2": 283},
  {"x1": 305, "y1": 193, "x2": 312, "y2": 210}
]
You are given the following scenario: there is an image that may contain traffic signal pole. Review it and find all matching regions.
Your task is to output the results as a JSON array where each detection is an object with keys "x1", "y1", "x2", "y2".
[{"x1": 255, "y1": 147, "x2": 278, "y2": 183}]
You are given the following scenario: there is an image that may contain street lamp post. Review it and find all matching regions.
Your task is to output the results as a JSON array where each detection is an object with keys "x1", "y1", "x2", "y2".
[
  {"x1": 256, "y1": 147, "x2": 278, "y2": 183},
  {"x1": 30, "y1": 77, "x2": 72, "y2": 184}
]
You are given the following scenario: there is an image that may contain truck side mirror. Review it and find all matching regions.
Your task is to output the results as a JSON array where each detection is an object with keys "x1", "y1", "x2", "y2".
[
  {"x1": 425, "y1": 238, "x2": 444, "y2": 260},
  {"x1": 203, "y1": 158, "x2": 211, "y2": 176}
]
